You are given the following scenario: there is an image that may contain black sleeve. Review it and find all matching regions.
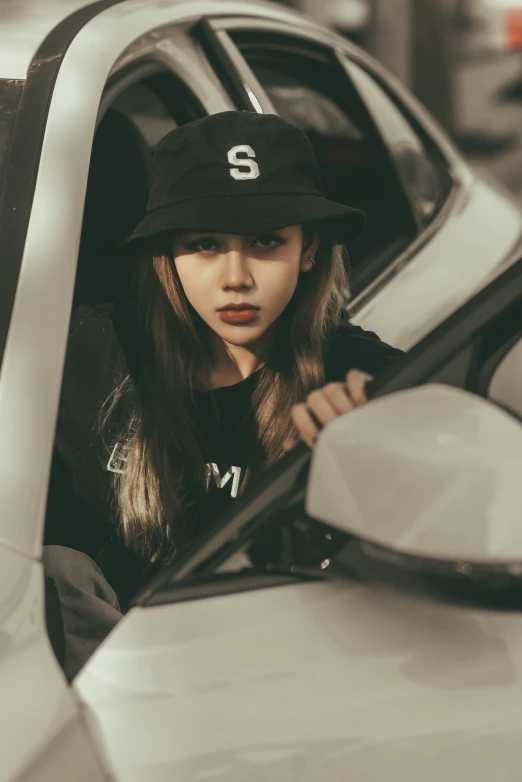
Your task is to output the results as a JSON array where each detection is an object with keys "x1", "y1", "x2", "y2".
[{"x1": 323, "y1": 321, "x2": 404, "y2": 383}]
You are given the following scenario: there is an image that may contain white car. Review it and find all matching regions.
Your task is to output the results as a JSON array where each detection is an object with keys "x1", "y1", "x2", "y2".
[
  {"x1": 1, "y1": 0, "x2": 522, "y2": 780},
  {"x1": 79, "y1": 234, "x2": 522, "y2": 781}
]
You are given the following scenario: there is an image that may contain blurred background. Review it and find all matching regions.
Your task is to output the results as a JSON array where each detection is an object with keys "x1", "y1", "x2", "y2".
[{"x1": 280, "y1": 0, "x2": 522, "y2": 205}]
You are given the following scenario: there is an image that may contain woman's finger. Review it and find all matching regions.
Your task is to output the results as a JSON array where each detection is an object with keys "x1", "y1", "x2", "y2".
[
  {"x1": 291, "y1": 402, "x2": 320, "y2": 449},
  {"x1": 304, "y1": 388, "x2": 339, "y2": 426},
  {"x1": 322, "y1": 382, "x2": 355, "y2": 414},
  {"x1": 345, "y1": 369, "x2": 374, "y2": 406}
]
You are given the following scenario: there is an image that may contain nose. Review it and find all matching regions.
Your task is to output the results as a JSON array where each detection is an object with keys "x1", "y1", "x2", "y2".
[{"x1": 221, "y1": 249, "x2": 254, "y2": 291}]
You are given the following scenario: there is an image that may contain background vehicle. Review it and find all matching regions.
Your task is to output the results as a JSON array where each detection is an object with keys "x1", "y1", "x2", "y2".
[
  {"x1": 456, "y1": 0, "x2": 522, "y2": 57},
  {"x1": 1, "y1": 0, "x2": 522, "y2": 779}
]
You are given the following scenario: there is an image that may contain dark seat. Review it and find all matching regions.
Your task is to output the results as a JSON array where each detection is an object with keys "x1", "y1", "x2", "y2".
[{"x1": 74, "y1": 109, "x2": 152, "y2": 307}]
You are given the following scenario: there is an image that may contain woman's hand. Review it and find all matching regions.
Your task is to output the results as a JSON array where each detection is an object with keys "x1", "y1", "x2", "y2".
[{"x1": 284, "y1": 369, "x2": 373, "y2": 451}]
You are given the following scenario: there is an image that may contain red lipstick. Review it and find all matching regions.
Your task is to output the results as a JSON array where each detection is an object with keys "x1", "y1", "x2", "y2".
[{"x1": 217, "y1": 303, "x2": 260, "y2": 324}]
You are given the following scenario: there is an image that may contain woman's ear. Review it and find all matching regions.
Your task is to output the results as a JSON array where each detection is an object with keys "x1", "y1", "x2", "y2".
[{"x1": 300, "y1": 231, "x2": 320, "y2": 272}]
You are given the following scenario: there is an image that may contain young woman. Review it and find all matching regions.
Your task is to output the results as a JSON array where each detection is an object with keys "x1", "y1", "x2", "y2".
[{"x1": 44, "y1": 110, "x2": 402, "y2": 680}]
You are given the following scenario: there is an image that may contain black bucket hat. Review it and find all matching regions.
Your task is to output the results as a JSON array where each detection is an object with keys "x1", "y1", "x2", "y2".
[{"x1": 127, "y1": 111, "x2": 366, "y2": 244}]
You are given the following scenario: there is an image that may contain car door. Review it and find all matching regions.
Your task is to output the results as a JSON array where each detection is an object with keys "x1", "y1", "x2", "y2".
[
  {"x1": 196, "y1": 16, "x2": 522, "y2": 351},
  {"x1": 74, "y1": 255, "x2": 522, "y2": 782},
  {"x1": 0, "y1": 4, "x2": 239, "y2": 779}
]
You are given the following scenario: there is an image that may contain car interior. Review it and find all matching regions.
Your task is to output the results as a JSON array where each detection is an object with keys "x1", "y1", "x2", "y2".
[{"x1": 74, "y1": 107, "x2": 151, "y2": 309}]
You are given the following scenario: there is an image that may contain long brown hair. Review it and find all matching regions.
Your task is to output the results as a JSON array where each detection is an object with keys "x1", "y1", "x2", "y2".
[{"x1": 100, "y1": 226, "x2": 350, "y2": 563}]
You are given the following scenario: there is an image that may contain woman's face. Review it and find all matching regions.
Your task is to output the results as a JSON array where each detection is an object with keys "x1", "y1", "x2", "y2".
[{"x1": 173, "y1": 225, "x2": 317, "y2": 349}]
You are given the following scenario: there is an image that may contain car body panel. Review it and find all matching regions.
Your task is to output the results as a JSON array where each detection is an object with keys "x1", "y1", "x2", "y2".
[
  {"x1": 0, "y1": 0, "x2": 93, "y2": 78},
  {"x1": 0, "y1": 543, "x2": 108, "y2": 780},
  {"x1": 351, "y1": 177, "x2": 522, "y2": 349},
  {"x1": 75, "y1": 579, "x2": 522, "y2": 781},
  {"x1": 0, "y1": 0, "x2": 320, "y2": 79}
]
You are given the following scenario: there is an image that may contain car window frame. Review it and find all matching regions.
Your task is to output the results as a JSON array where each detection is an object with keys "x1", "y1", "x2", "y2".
[
  {"x1": 97, "y1": 58, "x2": 208, "y2": 133},
  {"x1": 193, "y1": 18, "x2": 274, "y2": 114},
  {"x1": 367, "y1": 255, "x2": 522, "y2": 402},
  {"x1": 0, "y1": 0, "x2": 123, "y2": 378},
  {"x1": 197, "y1": 17, "x2": 426, "y2": 291},
  {"x1": 339, "y1": 55, "x2": 455, "y2": 233}
]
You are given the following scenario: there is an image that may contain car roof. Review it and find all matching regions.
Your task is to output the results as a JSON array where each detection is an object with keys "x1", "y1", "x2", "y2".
[
  {"x1": 0, "y1": 0, "x2": 100, "y2": 78},
  {"x1": 0, "y1": 0, "x2": 325, "y2": 80}
]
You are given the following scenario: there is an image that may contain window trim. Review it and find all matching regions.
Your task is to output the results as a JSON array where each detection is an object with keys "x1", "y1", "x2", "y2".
[
  {"x1": 346, "y1": 184, "x2": 462, "y2": 318},
  {"x1": 339, "y1": 53, "x2": 454, "y2": 233},
  {"x1": 136, "y1": 569, "x2": 312, "y2": 609},
  {"x1": 192, "y1": 19, "x2": 274, "y2": 114},
  {"x1": 97, "y1": 61, "x2": 167, "y2": 127},
  {"x1": 97, "y1": 58, "x2": 208, "y2": 132},
  {"x1": 345, "y1": 184, "x2": 462, "y2": 319}
]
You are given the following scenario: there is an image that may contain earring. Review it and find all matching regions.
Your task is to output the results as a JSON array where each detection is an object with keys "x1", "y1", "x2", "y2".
[{"x1": 307, "y1": 256, "x2": 315, "y2": 266}]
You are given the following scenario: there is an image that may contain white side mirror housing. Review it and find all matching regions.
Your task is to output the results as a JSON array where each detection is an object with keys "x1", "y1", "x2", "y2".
[{"x1": 306, "y1": 384, "x2": 522, "y2": 564}]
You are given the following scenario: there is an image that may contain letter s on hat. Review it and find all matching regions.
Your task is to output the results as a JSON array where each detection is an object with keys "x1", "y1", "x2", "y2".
[{"x1": 228, "y1": 145, "x2": 260, "y2": 181}]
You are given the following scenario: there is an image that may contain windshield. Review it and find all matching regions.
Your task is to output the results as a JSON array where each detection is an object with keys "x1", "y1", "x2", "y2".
[{"x1": 0, "y1": 79, "x2": 23, "y2": 196}]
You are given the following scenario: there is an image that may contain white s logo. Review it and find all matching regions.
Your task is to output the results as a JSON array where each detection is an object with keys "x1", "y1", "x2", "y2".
[{"x1": 227, "y1": 145, "x2": 260, "y2": 180}]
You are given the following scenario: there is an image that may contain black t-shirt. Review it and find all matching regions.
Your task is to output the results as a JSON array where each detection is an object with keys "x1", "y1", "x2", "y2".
[{"x1": 44, "y1": 304, "x2": 402, "y2": 606}]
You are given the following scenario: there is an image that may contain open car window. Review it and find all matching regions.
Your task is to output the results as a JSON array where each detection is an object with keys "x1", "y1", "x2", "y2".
[
  {"x1": 134, "y1": 255, "x2": 522, "y2": 609},
  {"x1": 341, "y1": 57, "x2": 453, "y2": 231}
]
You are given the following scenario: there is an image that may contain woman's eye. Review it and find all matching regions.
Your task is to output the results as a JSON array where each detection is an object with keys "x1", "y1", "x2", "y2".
[
  {"x1": 253, "y1": 234, "x2": 283, "y2": 249},
  {"x1": 189, "y1": 238, "x2": 218, "y2": 253}
]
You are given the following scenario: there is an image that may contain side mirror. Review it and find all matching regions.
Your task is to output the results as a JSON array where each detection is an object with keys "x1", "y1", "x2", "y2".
[{"x1": 306, "y1": 384, "x2": 522, "y2": 565}]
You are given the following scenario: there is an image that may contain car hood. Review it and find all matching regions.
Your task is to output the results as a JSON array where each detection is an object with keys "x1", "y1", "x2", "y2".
[{"x1": 73, "y1": 578, "x2": 522, "y2": 781}]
